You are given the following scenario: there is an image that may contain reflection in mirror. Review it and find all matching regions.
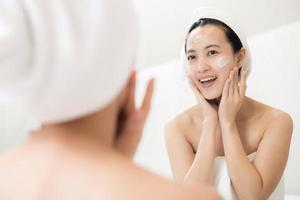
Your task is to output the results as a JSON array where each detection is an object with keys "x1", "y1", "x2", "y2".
[{"x1": 135, "y1": 9, "x2": 300, "y2": 200}]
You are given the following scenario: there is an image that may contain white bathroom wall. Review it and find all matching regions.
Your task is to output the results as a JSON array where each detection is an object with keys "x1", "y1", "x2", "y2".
[
  {"x1": 135, "y1": 20, "x2": 300, "y2": 194},
  {"x1": 133, "y1": 0, "x2": 300, "y2": 69},
  {"x1": 0, "y1": 99, "x2": 38, "y2": 153}
]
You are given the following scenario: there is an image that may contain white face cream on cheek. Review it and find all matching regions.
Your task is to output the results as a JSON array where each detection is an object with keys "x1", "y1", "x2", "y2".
[{"x1": 214, "y1": 56, "x2": 230, "y2": 69}]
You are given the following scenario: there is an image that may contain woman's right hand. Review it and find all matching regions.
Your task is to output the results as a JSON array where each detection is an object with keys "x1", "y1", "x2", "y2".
[{"x1": 187, "y1": 77, "x2": 218, "y2": 121}]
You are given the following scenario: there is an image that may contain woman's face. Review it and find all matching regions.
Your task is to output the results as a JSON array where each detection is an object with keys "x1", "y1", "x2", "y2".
[{"x1": 186, "y1": 24, "x2": 244, "y2": 100}]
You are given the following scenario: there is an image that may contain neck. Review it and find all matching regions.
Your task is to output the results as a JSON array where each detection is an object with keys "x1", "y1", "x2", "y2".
[
  {"x1": 236, "y1": 96, "x2": 255, "y2": 121},
  {"x1": 208, "y1": 96, "x2": 253, "y2": 122},
  {"x1": 208, "y1": 96, "x2": 222, "y2": 108},
  {"x1": 32, "y1": 101, "x2": 119, "y2": 150}
]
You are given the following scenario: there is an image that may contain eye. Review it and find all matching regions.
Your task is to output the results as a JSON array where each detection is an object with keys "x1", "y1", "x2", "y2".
[
  {"x1": 187, "y1": 55, "x2": 196, "y2": 60},
  {"x1": 207, "y1": 50, "x2": 218, "y2": 56}
]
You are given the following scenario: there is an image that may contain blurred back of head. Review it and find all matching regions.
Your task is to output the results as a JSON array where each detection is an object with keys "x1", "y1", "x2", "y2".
[{"x1": 0, "y1": 0, "x2": 138, "y2": 124}]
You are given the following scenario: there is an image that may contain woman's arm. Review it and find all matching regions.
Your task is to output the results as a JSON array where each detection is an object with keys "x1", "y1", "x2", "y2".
[
  {"x1": 165, "y1": 116, "x2": 217, "y2": 185},
  {"x1": 219, "y1": 68, "x2": 293, "y2": 200},
  {"x1": 165, "y1": 76, "x2": 220, "y2": 185},
  {"x1": 165, "y1": 120, "x2": 195, "y2": 182},
  {"x1": 221, "y1": 111, "x2": 293, "y2": 200},
  {"x1": 183, "y1": 117, "x2": 217, "y2": 185}
]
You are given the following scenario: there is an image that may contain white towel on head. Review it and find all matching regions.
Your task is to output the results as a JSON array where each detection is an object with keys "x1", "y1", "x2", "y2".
[
  {"x1": 0, "y1": 0, "x2": 138, "y2": 124},
  {"x1": 180, "y1": 6, "x2": 252, "y2": 79}
]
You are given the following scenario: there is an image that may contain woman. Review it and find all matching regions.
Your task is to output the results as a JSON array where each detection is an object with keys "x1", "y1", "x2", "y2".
[
  {"x1": 165, "y1": 7, "x2": 293, "y2": 200},
  {"x1": 0, "y1": 1, "x2": 220, "y2": 199}
]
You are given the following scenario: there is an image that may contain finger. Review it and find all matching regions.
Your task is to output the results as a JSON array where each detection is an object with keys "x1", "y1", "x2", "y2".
[
  {"x1": 232, "y1": 68, "x2": 236, "y2": 87},
  {"x1": 239, "y1": 71, "x2": 247, "y2": 96},
  {"x1": 126, "y1": 69, "x2": 137, "y2": 111},
  {"x1": 234, "y1": 68, "x2": 239, "y2": 97},
  {"x1": 222, "y1": 77, "x2": 230, "y2": 99},
  {"x1": 229, "y1": 70, "x2": 234, "y2": 97},
  {"x1": 232, "y1": 68, "x2": 237, "y2": 94},
  {"x1": 115, "y1": 119, "x2": 143, "y2": 158},
  {"x1": 140, "y1": 78, "x2": 155, "y2": 118},
  {"x1": 119, "y1": 78, "x2": 155, "y2": 153}
]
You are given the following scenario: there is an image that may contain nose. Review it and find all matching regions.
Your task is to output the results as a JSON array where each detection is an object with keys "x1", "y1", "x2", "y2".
[{"x1": 196, "y1": 60, "x2": 211, "y2": 73}]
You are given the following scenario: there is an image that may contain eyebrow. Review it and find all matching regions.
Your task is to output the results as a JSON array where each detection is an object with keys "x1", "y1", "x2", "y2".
[
  {"x1": 187, "y1": 49, "x2": 196, "y2": 54},
  {"x1": 187, "y1": 44, "x2": 220, "y2": 54},
  {"x1": 204, "y1": 44, "x2": 220, "y2": 49}
]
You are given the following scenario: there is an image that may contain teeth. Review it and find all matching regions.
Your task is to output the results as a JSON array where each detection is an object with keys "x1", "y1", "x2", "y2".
[{"x1": 200, "y1": 76, "x2": 217, "y2": 83}]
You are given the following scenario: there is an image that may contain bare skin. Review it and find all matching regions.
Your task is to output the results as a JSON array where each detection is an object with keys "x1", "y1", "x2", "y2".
[
  {"x1": 165, "y1": 25, "x2": 293, "y2": 200},
  {"x1": 0, "y1": 70, "x2": 219, "y2": 200}
]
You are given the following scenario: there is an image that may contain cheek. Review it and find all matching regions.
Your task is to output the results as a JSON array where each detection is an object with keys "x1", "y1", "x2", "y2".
[
  {"x1": 211, "y1": 56, "x2": 235, "y2": 79},
  {"x1": 185, "y1": 65, "x2": 194, "y2": 79},
  {"x1": 186, "y1": 63, "x2": 197, "y2": 76},
  {"x1": 185, "y1": 64, "x2": 192, "y2": 75},
  {"x1": 185, "y1": 65, "x2": 199, "y2": 83},
  {"x1": 214, "y1": 56, "x2": 231, "y2": 69}
]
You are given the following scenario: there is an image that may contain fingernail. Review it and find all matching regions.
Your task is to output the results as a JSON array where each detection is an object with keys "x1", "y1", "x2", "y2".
[
  {"x1": 150, "y1": 77, "x2": 155, "y2": 84},
  {"x1": 132, "y1": 69, "x2": 137, "y2": 76},
  {"x1": 152, "y1": 78, "x2": 156, "y2": 84}
]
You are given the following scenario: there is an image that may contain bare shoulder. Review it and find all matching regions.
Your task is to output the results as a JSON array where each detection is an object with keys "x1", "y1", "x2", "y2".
[
  {"x1": 109, "y1": 155, "x2": 219, "y2": 200},
  {"x1": 265, "y1": 108, "x2": 293, "y2": 136},
  {"x1": 165, "y1": 105, "x2": 200, "y2": 137},
  {"x1": 269, "y1": 109, "x2": 293, "y2": 125},
  {"x1": 0, "y1": 145, "x2": 220, "y2": 200},
  {"x1": 252, "y1": 99, "x2": 293, "y2": 136},
  {"x1": 63, "y1": 150, "x2": 220, "y2": 200}
]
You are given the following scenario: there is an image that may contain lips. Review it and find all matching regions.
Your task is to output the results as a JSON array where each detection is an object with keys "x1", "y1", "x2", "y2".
[
  {"x1": 199, "y1": 76, "x2": 217, "y2": 83},
  {"x1": 198, "y1": 76, "x2": 217, "y2": 88}
]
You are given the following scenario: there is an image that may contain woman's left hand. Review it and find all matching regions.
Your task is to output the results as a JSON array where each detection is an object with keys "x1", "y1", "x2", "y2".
[
  {"x1": 115, "y1": 70, "x2": 154, "y2": 159},
  {"x1": 218, "y1": 67, "x2": 247, "y2": 125}
]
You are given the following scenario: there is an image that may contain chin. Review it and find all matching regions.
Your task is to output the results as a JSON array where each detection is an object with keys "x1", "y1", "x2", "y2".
[
  {"x1": 203, "y1": 92, "x2": 222, "y2": 101},
  {"x1": 198, "y1": 82, "x2": 223, "y2": 101}
]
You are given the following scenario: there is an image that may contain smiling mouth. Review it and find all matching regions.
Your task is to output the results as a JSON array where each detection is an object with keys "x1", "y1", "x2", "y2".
[{"x1": 198, "y1": 76, "x2": 217, "y2": 88}]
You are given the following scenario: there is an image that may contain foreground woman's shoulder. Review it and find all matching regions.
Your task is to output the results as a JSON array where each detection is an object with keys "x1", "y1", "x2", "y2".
[{"x1": 82, "y1": 151, "x2": 221, "y2": 200}]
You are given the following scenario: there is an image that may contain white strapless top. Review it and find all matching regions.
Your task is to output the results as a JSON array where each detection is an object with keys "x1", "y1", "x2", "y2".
[{"x1": 213, "y1": 152, "x2": 284, "y2": 200}]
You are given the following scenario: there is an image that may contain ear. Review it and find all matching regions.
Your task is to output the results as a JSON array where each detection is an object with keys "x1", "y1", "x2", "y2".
[{"x1": 236, "y1": 48, "x2": 246, "y2": 70}]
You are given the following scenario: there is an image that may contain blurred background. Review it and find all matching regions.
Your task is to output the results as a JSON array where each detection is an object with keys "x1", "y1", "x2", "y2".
[
  {"x1": 0, "y1": 0, "x2": 299, "y2": 198},
  {"x1": 132, "y1": 0, "x2": 300, "y2": 70}
]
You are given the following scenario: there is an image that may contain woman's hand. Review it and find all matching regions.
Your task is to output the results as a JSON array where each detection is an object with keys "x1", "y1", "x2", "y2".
[
  {"x1": 115, "y1": 70, "x2": 154, "y2": 159},
  {"x1": 188, "y1": 77, "x2": 218, "y2": 121},
  {"x1": 218, "y1": 67, "x2": 247, "y2": 125}
]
